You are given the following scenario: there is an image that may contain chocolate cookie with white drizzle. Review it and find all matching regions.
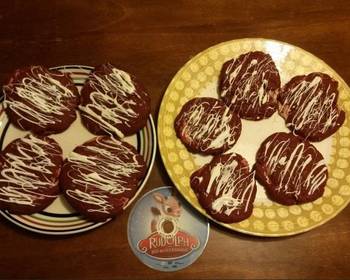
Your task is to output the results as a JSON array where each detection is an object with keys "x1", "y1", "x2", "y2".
[
  {"x1": 3, "y1": 66, "x2": 79, "y2": 135},
  {"x1": 278, "y1": 72, "x2": 345, "y2": 141},
  {"x1": 190, "y1": 152, "x2": 256, "y2": 223},
  {"x1": 79, "y1": 63, "x2": 151, "y2": 138},
  {"x1": 60, "y1": 136, "x2": 146, "y2": 221},
  {"x1": 0, "y1": 134, "x2": 63, "y2": 214},
  {"x1": 219, "y1": 51, "x2": 281, "y2": 120},
  {"x1": 174, "y1": 97, "x2": 241, "y2": 155},
  {"x1": 255, "y1": 132, "x2": 328, "y2": 205}
]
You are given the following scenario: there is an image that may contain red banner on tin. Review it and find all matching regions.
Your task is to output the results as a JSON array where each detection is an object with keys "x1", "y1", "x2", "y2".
[{"x1": 137, "y1": 230, "x2": 200, "y2": 259}]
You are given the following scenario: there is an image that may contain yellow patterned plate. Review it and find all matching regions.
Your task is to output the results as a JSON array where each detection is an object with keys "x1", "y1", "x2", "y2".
[{"x1": 158, "y1": 38, "x2": 350, "y2": 237}]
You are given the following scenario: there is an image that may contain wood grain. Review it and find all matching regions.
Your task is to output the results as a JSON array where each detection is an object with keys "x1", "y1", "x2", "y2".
[{"x1": 0, "y1": 1, "x2": 349, "y2": 279}]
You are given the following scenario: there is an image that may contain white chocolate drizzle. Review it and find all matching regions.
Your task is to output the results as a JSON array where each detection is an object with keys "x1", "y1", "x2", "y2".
[
  {"x1": 3, "y1": 66, "x2": 76, "y2": 129},
  {"x1": 221, "y1": 53, "x2": 279, "y2": 117},
  {"x1": 0, "y1": 135, "x2": 60, "y2": 206},
  {"x1": 262, "y1": 134, "x2": 327, "y2": 196},
  {"x1": 177, "y1": 99, "x2": 240, "y2": 152},
  {"x1": 279, "y1": 75, "x2": 342, "y2": 138},
  {"x1": 193, "y1": 153, "x2": 255, "y2": 216},
  {"x1": 65, "y1": 137, "x2": 143, "y2": 214},
  {"x1": 79, "y1": 65, "x2": 146, "y2": 138}
]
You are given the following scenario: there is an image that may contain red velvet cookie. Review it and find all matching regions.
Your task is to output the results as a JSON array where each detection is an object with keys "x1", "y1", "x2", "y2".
[
  {"x1": 219, "y1": 51, "x2": 281, "y2": 120},
  {"x1": 60, "y1": 136, "x2": 146, "y2": 221},
  {"x1": 3, "y1": 66, "x2": 79, "y2": 135},
  {"x1": 255, "y1": 132, "x2": 328, "y2": 205},
  {"x1": 174, "y1": 97, "x2": 241, "y2": 155},
  {"x1": 278, "y1": 72, "x2": 345, "y2": 141},
  {"x1": 0, "y1": 134, "x2": 63, "y2": 214},
  {"x1": 190, "y1": 152, "x2": 256, "y2": 223},
  {"x1": 79, "y1": 63, "x2": 151, "y2": 138}
]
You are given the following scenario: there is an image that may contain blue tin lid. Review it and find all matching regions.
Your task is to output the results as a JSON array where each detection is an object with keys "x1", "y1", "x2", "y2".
[{"x1": 127, "y1": 186, "x2": 210, "y2": 272}]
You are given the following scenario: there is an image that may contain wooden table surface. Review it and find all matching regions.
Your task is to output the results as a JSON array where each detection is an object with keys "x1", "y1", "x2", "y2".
[{"x1": 0, "y1": 1, "x2": 350, "y2": 279}]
